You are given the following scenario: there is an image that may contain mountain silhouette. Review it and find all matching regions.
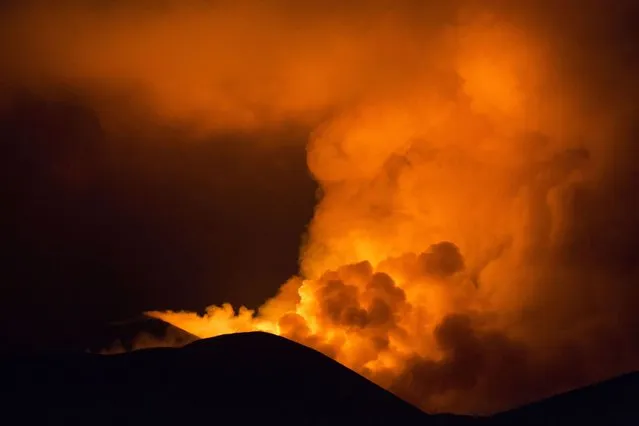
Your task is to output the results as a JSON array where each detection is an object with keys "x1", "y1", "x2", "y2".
[
  {"x1": 2, "y1": 331, "x2": 450, "y2": 425},
  {"x1": 491, "y1": 370, "x2": 639, "y2": 425},
  {"x1": 1, "y1": 330, "x2": 637, "y2": 425}
]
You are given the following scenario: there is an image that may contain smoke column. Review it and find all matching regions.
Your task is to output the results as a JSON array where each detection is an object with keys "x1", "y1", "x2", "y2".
[{"x1": 3, "y1": 0, "x2": 639, "y2": 414}]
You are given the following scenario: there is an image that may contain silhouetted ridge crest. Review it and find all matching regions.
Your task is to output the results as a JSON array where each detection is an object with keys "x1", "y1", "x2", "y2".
[
  {"x1": 492, "y1": 371, "x2": 639, "y2": 425},
  {"x1": 2, "y1": 331, "x2": 433, "y2": 425},
  {"x1": 2, "y1": 330, "x2": 637, "y2": 425}
]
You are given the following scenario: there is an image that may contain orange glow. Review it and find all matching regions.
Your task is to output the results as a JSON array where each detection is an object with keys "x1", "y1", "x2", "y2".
[
  {"x1": 147, "y1": 16, "x2": 551, "y2": 404},
  {"x1": 5, "y1": 0, "x2": 636, "y2": 416},
  {"x1": 134, "y1": 9, "x2": 594, "y2": 415}
]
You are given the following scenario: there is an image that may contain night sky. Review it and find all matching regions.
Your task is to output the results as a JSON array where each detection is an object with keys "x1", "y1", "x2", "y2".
[{"x1": 0, "y1": 92, "x2": 317, "y2": 349}]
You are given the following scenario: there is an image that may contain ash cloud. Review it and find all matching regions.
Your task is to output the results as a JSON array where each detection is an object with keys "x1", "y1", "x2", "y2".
[{"x1": 2, "y1": 0, "x2": 639, "y2": 415}]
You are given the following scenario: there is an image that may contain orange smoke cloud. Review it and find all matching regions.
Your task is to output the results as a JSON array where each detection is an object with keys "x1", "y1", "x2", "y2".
[{"x1": 4, "y1": 0, "x2": 639, "y2": 415}]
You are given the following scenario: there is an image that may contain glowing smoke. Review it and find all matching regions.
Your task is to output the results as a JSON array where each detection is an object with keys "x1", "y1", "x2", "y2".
[{"x1": 3, "y1": 0, "x2": 639, "y2": 415}]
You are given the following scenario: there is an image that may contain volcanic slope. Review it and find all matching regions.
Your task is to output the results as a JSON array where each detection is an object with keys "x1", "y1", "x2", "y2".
[
  {"x1": 1, "y1": 331, "x2": 468, "y2": 425},
  {"x1": 2, "y1": 330, "x2": 638, "y2": 425},
  {"x1": 490, "y1": 370, "x2": 639, "y2": 426}
]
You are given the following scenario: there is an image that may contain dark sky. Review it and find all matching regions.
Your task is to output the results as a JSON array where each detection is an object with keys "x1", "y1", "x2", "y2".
[{"x1": 0, "y1": 92, "x2": 317, "y2": 350}]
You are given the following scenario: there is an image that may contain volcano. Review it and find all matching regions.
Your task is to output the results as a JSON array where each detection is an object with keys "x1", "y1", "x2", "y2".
[
  {"x1": 2, "y1": 331, "x2": 445, "y2": 425},
  {"x1": 1, "y1": 330, "x2": 637, "y2": 425}
]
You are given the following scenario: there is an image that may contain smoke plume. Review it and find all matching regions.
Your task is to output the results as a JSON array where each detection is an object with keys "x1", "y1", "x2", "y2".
[{"x1": 3, "y1": 0, "x2": 639, "y2": 415}]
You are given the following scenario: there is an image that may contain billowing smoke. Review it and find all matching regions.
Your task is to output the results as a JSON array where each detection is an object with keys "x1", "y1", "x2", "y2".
[{"x1": 3, "y1": 0, "x2": 639, "y2": 415}]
